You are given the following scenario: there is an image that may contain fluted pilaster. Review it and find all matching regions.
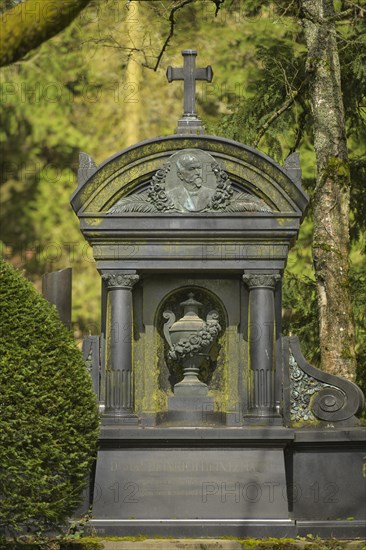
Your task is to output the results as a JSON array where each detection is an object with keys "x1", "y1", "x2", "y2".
[
  {"x1": 243, "y1": 273, "x2": 281, "y2": 421},
  {"x1": 102, "y1": 272, "x2": 139, "y2": 421}
]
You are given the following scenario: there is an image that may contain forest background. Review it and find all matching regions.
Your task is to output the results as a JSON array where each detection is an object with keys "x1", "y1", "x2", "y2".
[{"x1": 0, "y1": 0, "x2": 365, "y2": 398}]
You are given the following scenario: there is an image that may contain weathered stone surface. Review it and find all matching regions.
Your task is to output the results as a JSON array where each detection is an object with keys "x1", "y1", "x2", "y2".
[
  {"x1": 42, "y1": 267, "x2": 72, "y2": 327},
  {"x1": 70, "y1": 55, "x2": 365, "y2": 539}
]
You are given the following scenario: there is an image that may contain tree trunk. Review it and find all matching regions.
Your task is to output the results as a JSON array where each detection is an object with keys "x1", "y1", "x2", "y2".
[
  {"x1": 301, "y1": 0, "x2": 356, "y2": 379},
  {"x1": 124, "y1": 1, "x2": 142, "y2": 146},
  {"x1": 0, "y1": 0, "x2": 92, "y2": 67}
]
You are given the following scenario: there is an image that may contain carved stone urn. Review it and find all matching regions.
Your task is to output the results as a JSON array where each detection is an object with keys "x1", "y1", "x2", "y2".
[{"x1": 163, "y1": 293, "x2": 221, "y2": 396}]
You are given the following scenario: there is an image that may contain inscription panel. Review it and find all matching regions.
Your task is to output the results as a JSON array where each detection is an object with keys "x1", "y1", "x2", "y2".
[
  {"x1": 92, "y1": 448, "x2": 289, "y2": 519},
  {"x1": 93, "y1": 242, "x2": 289, "y2": 261}
]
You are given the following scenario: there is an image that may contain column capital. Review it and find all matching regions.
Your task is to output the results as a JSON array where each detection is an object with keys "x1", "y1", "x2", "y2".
[
  {"x1": 242, "y1": 273, "x2": 281, "y2": 290},
  {"x1": 102, "y1": 272, "x2": 139, "y2": 289}
]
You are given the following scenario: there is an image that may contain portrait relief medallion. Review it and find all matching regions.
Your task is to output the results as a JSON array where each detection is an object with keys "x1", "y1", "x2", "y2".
[{"x1": 108, "y1": 148, "x2": 271, "y2": 214}]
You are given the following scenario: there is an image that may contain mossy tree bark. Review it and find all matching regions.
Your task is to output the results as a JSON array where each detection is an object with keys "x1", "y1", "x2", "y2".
[
  {"x1": 0, "y1": 0, "x2": 92, "y2": 67},
  {"x1": 301, "y1": 0, "x2": 356, "y2": 379}
]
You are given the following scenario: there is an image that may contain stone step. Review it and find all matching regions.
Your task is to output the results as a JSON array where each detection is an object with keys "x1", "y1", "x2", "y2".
[{"x1": 100, "y1": 539, "x2": 365, "y2": 550}]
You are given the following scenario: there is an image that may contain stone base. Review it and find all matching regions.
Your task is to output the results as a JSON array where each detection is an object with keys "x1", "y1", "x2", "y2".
[
  {"x1": 101, "y1": 413, "x2": 139, "y2": 426},
  {"x1": 173, "y1": 380, "x2": 209, "y2": 397},
  {"x1": 87, "y1": 519, "x2": 297, "y2": 538},
  {"x1": 243, "y1": 413, "x2": 283, "y2": 427},
  {"x1": 82, "y1": 426, "x2": 366, "y2": 539},
  {"x1": 89, "y1": 426, "x2": 293, "y2": 538},
  {"x1": 166, "y1": 395, "x2": 220, "y2": 425}
]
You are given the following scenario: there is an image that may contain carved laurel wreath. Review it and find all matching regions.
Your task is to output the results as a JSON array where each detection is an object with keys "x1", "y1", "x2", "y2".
[
  {"x1": 210, "y1": 162, "x2": 233, "y2": 210},
  {"x1": 168, "y1": 314, "x2": 221, "y2": 362},
  {"x1": 146, "y1": 163, "x2": 175, "y2": 211}
]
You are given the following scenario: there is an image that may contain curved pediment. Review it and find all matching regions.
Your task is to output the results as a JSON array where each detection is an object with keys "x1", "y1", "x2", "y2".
[{"x1": 70, "y1": 135, "x2": 308, "y2": 216}]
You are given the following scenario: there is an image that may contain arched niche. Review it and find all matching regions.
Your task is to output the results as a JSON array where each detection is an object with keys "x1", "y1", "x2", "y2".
[
  {"x1": 155, "y1": 286, "x2": 228, "y2": 402},
  {"x1": 132, "y1": 274, "x2": 242, "y2": 423}
]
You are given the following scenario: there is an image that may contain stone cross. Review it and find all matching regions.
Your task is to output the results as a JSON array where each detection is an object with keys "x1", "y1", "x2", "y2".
[{"x1": 167, "y1": 49, "x2": 213, "y2": 135}]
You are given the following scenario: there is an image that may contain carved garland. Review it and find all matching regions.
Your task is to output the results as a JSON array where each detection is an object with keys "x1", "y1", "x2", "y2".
[{"x1": 167, "y1": 315, "x2": 221, "y2": 362}]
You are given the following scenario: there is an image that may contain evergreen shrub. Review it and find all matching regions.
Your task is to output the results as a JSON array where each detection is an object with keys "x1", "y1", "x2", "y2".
[{"x1": 0, "y1": 258, "x2": 100, "y2": 535}]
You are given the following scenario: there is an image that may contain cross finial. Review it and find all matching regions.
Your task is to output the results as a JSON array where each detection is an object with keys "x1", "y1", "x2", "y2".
[{"x1": 167, "y1": 49, "x2": 213, "y2": 135}]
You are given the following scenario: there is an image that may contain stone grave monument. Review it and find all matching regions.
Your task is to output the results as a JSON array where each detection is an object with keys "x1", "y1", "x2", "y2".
[{"x1": 71, "y1": 50, "x2": 366, "y2": 539}]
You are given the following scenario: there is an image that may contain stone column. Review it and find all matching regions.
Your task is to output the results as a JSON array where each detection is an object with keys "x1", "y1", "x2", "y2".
[
  {"x1": 102, "y1": 272, "x2": 139, "y2": 423},
  {"x1": 243, "y1": 273, "x2": 281, "y2": 422}
]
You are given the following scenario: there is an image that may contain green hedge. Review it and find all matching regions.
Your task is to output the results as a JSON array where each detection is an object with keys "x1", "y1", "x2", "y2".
[{"x1": 0, "y1": 258, "x2": 100, "y2": 535}]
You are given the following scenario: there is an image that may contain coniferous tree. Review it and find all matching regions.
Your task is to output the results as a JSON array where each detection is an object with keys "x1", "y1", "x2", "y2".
[{"x1": 0, "y1": 257, "x2": 99, "y2": 534}]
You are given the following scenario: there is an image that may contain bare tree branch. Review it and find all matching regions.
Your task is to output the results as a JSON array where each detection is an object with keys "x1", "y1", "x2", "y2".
[
  {"x1": 153, "y1": 0, "x2": 195, "y2": 72},
  {"x1": 211, "y1": 0, "x2": 226, "y2": 16}
]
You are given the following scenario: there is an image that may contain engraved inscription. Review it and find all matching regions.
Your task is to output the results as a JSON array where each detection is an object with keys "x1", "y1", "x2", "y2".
[
  {"x1": 111, "y1": 460, "x2": 258, "y2": 473},
  {"x1": 93, "y1": 449, "x2": 289, "y2": 520}
]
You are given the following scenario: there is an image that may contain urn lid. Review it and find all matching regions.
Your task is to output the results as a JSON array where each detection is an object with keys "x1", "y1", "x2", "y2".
[{"x1": 180, "y1": 293, "x2": 202, "y2": 316}]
